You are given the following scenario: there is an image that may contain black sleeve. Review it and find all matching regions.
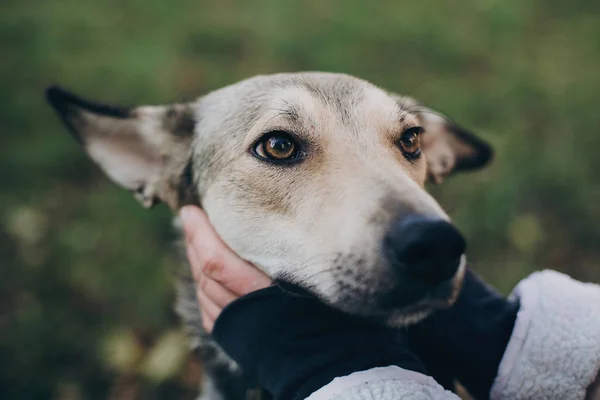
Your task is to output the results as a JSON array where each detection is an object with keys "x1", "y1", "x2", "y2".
[
  {"x1": 409, "y1": 268, "x2": 519, "y2": 400},
  {"x1": 212, "y1": 282, "x2": 428, "y2": 400}
]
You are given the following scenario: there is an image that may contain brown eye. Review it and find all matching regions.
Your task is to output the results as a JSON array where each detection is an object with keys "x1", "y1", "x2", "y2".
[
  {"x1": 398, "y1": 127, "x2": 423, "y2": 159},
  {"x1": 253, "y1": 131, "x2": 302, "y2": 163}
]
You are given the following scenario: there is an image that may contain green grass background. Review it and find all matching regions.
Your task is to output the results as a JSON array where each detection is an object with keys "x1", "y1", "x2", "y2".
[{"x1": 1, "y1": 1, "x2": 599, "y2": 398}]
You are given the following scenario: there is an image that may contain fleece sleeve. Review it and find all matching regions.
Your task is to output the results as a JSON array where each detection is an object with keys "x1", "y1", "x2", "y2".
[
  {"x1": 305, "y1": 366, "x2": 461, "y2": 400},
  {"x1": 491, "y1": 270, "x2": 600, "y2": 400}
]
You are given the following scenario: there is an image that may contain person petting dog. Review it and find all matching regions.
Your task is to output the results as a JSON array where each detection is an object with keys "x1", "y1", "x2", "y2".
[
  {"x1": 46, "y1": 73, "x2": 600, "y2": 400},
  {"x1": 181, "y1": 206, "x2": 600, "y2": 400}
]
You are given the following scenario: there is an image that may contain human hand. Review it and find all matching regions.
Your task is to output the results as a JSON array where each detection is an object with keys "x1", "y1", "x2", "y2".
[{"x1": 179, "y1": 205, "x2": 271, "y2": 333}]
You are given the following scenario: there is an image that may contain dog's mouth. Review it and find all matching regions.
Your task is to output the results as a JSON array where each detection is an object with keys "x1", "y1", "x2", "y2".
[
  {"x1": 318, "y1": 255, "x2": 467, "y2": 327},
  {"x1": 381, "y1": 258, "x2": 466, "y2": 325},
  {"x1": 386, "y1": 255, "x2": 466, "y2": 309}
]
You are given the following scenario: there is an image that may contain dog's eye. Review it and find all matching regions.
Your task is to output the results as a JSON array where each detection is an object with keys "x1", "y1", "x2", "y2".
[
  {"x1": 398, "y1": 127, "x2": 423, "y2": 159},
  {"x1": 253, "y1": 131, "x2": 302, "y2": 162}
]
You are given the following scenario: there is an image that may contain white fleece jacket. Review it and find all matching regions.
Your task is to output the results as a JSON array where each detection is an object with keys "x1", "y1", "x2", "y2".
[{"x1": 306, "y1": 270, "x2": 600, "y2": 400}]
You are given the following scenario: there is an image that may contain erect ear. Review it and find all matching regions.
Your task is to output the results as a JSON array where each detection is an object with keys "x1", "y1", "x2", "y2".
[
  {"x1": 399, "y1": 96, "x2": 493, "y2": 184},
  {"x1": 46, "y1": 86, "x2": 199, "y2": 209}
]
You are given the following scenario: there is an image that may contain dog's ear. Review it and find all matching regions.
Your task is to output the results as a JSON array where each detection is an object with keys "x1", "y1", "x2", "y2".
[
  {"x1": 46, "y1": 86, "x2": 199, "y2": 209},
  {"x1": 399, "y1": 97, "x2": 493, "y2": 184}
]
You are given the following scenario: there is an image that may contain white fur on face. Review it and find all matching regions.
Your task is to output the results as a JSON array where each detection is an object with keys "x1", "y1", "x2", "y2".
[{"x1": 196, "y1": 73, "x2": 455, "y2": 322}]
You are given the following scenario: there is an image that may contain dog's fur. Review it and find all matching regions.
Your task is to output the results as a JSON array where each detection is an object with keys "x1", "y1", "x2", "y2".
[{"x1": 47, "y1": 72, "x2": 492, "y2": 399}]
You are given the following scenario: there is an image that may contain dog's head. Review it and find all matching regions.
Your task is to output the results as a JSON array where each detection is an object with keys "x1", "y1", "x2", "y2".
[{"x1": 47, "y1": 72, "x2": 492, "y2": 325}]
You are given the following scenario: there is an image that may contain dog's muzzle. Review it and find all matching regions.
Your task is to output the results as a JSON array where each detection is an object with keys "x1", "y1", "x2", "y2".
[{"x1": 381, "y1": 214, "x2": 466, "y2": 308}]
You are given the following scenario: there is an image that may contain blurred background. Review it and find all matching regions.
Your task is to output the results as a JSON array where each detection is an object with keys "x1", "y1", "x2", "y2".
[{"x1": 1, "y1": 0, "x2": 599, "y2": 399}]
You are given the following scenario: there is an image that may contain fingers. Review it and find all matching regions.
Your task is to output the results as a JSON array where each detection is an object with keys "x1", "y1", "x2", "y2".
[
  {"x1": 186, "y1": 238, "x2": 234, "y2": 333},
  {"x1": 181, "y1": 206, "x2": 271, "y2": 296},
  {"x1": 196, "y1": 286, "x2": 219, "y2": 332},
  {"x1": 180, "y1": 206, "x2": 272, "y2": 333},
  {"x1": 193, "y1": 257, "x2": 237, "y2": 309}
]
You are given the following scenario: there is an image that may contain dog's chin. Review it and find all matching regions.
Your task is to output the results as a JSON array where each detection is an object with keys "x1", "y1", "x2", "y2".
[
  {"x1": 382, "y1": 295, "x2": 453, "y2": 327},
  {"x1": 380, "y1": 293, "x2": 457, "y2": 327},
  {"x1": 292, "y1": 256, "x2": 467, "y2": 327},
  {"x1": 379, "y1": 259, "x2": 467, "y2": 327}
]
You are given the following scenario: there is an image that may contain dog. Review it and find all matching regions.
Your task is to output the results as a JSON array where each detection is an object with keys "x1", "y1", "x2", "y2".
[{"x1": 46, "y1": 72, "x2": 492, "y2": 400}]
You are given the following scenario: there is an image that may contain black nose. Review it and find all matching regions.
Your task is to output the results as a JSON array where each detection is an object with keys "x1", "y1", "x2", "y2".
[{"x1": 385, "y1": 215, "x2": 466, "y2": 284}]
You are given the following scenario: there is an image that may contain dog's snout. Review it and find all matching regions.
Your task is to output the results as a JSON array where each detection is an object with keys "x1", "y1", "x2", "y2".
[{"x1": 385, "y1": 215, "x2": 466, "y2": 284}]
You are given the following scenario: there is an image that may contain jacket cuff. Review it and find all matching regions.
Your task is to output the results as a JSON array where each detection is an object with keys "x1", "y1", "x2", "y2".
[
  {"x1": 491, "y1": 270, "x2": 600, "y2": 400},
  {"x1": 305, "y1": 366, "x2": 460, "y2": 400},
  {"x1": 306, "y1": 365, "x2": 460, "y2": 400}
]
